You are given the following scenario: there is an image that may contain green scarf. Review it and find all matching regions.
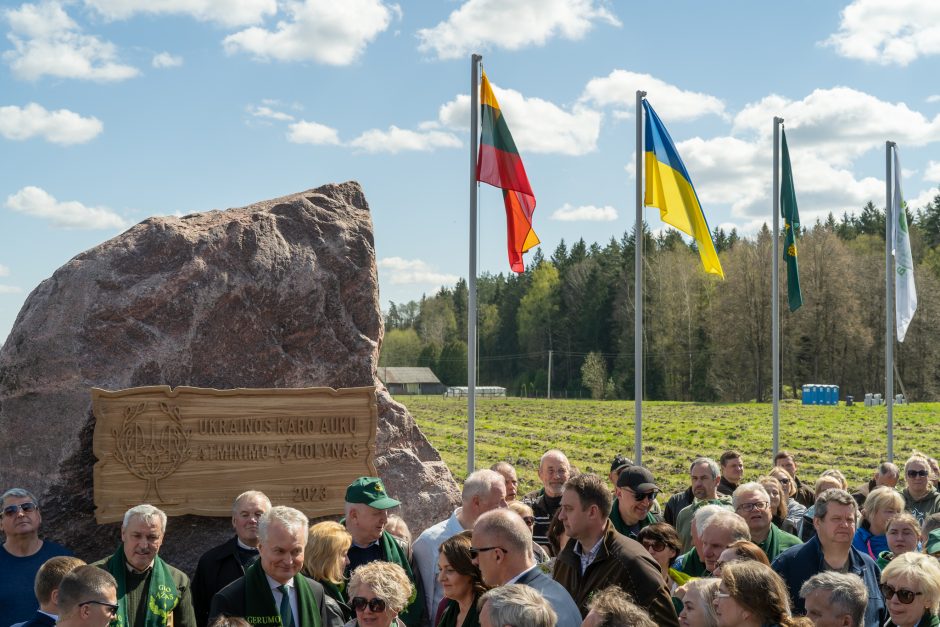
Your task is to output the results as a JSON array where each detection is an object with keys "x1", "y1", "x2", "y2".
[
  {"x1": 757, "y1": 524, "x2": 802, "y2": 562},
  {"x1": 105, "y1": 545, "x2": 179, "y2": 627},
  {"x1": 243, "y1": 561, "x2": 322, "y2": 627},
  {"x1": 379, "y1": 531, "x2": 424, "y2": 627},
  {"x1": 608, "y1": 500, "x2": 656, "y2": 538},
  {"x1": 678, "y1": 548, "x2": 709, "y2": 577},
  {"x1": 437, "y1": 599, "x2": 480, "y2": 627}
]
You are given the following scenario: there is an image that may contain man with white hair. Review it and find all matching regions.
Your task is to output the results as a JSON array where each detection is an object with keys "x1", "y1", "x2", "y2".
[
  {"x1": 1, "y1": 487, "x2": 73, "y2": 624},
  {"x1": 191, "y1": 490, "x2": 272, "y2": 626},
  {"x1": 478, "y1": 584, "x2": 557, "y2": 627},
  {"x1": 92, "y1": 504, "x2": 196, "y2": 627},
  {"x1": 413, "y1": 469, "x2": 507, "y2": 619},
  {"x1": 209, "y1": 505, "x2": 336, "y2": 626},
  {"x1": 523, "y1": 450, "x2": 571, "y2": 552},
  {"x1": 673, "y1": 506, "x2": 748, "y2": 577},
  {"x1": 733, "y1": 482, "x2": 801, "y2": 561}
]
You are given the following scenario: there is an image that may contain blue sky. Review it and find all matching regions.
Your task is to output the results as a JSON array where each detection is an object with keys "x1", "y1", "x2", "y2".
[{"x1": 2, "y1": 0, "x2": 939, "y2": 345}]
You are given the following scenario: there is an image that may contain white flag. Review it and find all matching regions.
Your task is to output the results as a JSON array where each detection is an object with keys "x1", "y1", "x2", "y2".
[{"x1": 893, "y1": 147, "x2": 916, "y2": 342}]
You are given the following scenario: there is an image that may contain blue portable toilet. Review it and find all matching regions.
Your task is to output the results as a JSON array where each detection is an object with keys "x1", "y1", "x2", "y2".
[{"x1": 802, "y1": 384, "x2": 810, "y2": 405}]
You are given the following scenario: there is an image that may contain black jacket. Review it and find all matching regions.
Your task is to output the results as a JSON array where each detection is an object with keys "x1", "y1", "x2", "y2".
[
  {"x1": 209, "y1": 573, "x2": 341, "y2": 627},
  {"x1": 192, "y1": 536, "x2": 254, "y2": 627}
]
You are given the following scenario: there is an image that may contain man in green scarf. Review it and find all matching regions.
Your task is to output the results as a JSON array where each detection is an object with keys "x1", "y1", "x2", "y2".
[
  {"x1": 91, "y1": 504, "x2": 196, "y2": 627},
  {"x1": 343, "y1": 477, "x2": 425, "y2": 627},
  {"x1": 733, "y1": 483, "x2": 801, "y2": 562},
  {"x1": 209, "y1": 505, "x2": 336, "y2": 627}
]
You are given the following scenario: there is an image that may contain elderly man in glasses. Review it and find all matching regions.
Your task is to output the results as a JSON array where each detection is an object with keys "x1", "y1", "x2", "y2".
[
  {"x1": 732, "y1": 482, "x2": 801, "y2": 562},
  {"x1": 55, "y1": 566, "x2": 119, "y2": 627},
  {"x1": 901, "y1": 453, "x2": 940, "y2": 525},
  {"x1": 0, "y1": 487, "x2": 73, "y2": 624},
  {"x1": 609, "y1": 467, "x2": 663, "y2": 540}
]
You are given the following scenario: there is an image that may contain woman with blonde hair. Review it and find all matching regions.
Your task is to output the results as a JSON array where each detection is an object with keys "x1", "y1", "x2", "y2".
[
  {"x1": 879, "y1": 512, "x2": 922, "y2": 569},
  {"x1": 759, "y1": 475, "x2": 799, "y2": 535},
  {"x1": 346, "y1": 561, "x2": 415, "y2": 627},
  {"x1": 304, "y1": 521, "x2": 353, "y2": 621},
  {"x1": 880, "y1": 551, "x2": 940, "y2": 627},
  {"x1": 679, "y1": 578, "x2": 720, "y2": 627},
  {"x1": 714, "y1": 561, "x2": 797, "y2": 627},
  {"x1": 767, "y1": 468, "x2": 806, "y2": 533},
  {"x1": 854, "y1": 486, "x2": 904, "y2": 560}
]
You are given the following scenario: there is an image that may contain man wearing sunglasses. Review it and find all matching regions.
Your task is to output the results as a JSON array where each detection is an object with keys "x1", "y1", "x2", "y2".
[
  {"x1": 610, "y1": 467, "x2": 663, "y2": 540},
  {"x1": 1, "y1": 487, "x2": 73, "y2": 624},
  {"x1": 901, "y1": 454, "x2": 940, "y2": 525},
  {"x1": 55, "y1": 565, "x2": 119, "y2": 627},
  {"x1": 772, "y1": 489, "x2": 886, "y2": 627},
  {"x1": 552, "y1": 473, "x2": 679, "y2": 625}
]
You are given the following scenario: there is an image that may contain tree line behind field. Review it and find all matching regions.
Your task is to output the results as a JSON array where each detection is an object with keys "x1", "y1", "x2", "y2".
[{"x1": 380, "y1": 193, "x2": 940, "y2": 402}]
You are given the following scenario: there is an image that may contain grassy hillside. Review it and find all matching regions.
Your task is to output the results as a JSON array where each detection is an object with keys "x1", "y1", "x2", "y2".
[{"x1": 403, "y1": 396, "x2": 940, "y2": 497}]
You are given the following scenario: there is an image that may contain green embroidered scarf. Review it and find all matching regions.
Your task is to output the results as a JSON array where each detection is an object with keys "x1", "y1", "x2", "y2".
[
  {"x1": 243, "y1": 561, "x2": 322, "y2": 627},
  {"x1": 379, "y1": 531, "x2": 424, "y2": 627},
  {"x1": 105, "y1": 545, "x2": 179, "y2": 627}
]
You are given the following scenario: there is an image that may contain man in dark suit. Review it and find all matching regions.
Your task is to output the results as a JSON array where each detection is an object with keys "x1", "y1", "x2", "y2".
[
  {"x1": 18, "y1": 556, "x2": 87, "y2": 627},
  {"x1": 191, "y1": 490, "x2": 271, "y2": 626},
  {"x1": 209, "y1": 506, "x2": 338, "y2": 627},
  {"x1": 472, "y1": 509, "x2": 581, "y2": 626}
]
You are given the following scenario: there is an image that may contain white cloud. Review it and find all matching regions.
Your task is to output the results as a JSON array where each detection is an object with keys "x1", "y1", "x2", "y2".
[
  {"x1": 732, "y1": 88, "x2": 940, "y2": 167},
  {"x1": 928, "y1": 95, "x2": 940, "y2": 104},
  {"x1": 439, "y1": 86, "x2": 601, "y2": 156},
  {"x1": 3, "y1": 1, "x2": 139, "y2": 81},
  {"x1": 924, "y1": 161, "x2": 940, "y2": 182},
  {"x1": 5, "y1": 186, "x2": 128, "y2": 229},
  {"x1": 152, "y1": 52, "x2": 183, "y2": 68},
  {"x1": 580, "y1": 69, "x2": 728, "y2": 121},
  {"x1": 0, "y1": 103, "x2": 102, "y2": 144},
  {"x1": 249, "y1": 104, "x2": 295, "y2": 122},
  {"x1": 417, "y1": 0, "x2": 619, "y2": 60},
  {"x1": 377, "y1": 257, "x2": 459, "y2": 286},
  {"x1": 223, "y1": 0, "x2": 398, "y2": 65},
  {"x1": 551, "y1": 203, "x2": 617, "y2": 222},
  {"x1": 0, "y1": 264, "x2": 9, "y2": 277},
  {"x1": 286, "y1": 120, "x2": 340, "y2": 145},
  {"x1": 907, "y1": 187, "x2": 939, "y2": 211},
  {"x1": 824, "y1": 0, "x2": 940, "y2": 66},
  {"x1": 349, "y1": 126, "x2": 460, "y2": 154},
  {"x1": 82, "y1": 0, "x2": 276, "y2": 27},
  {"x1": 0, "y1": 285, "x2": 23, "y2": 294}
]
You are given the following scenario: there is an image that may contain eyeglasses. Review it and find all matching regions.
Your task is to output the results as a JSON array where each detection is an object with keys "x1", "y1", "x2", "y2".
[
  {"x1": 907, "y1": 470, "x2": 929, "y2": 478},
  {"x1": 469, "y1": 546, "x2": 504, "y2": 557},
  {"x1": 351, "y1": 597, "x2": 387, "y2": 613},
  {"x1": 79, "y1": 601, "x2": 119, "y2": 618},
  {"x1": 715, "y1": 592, "x2": 731, "y2": 599},
  {"x1": 627, "y1": 489, "x2": 659, "y2": 501},
  {"x1": 880, "y1": 584, "x2": 923, "y2": 604},
  {"x1": 735, "y1": 501, "x2": 768, "y2": 512},
  {"x1": 2, "y1": 502, "x2": 37, "y2": 517},
  {"x1": 522, "y1": 516, "x2": 535, "y2": 526},
  {"x1": 776, "y1": 477, "x2": 791, "y2": 484},
  {"x1": 641, "y1": 539, "x2": 666, "y2": 552}
]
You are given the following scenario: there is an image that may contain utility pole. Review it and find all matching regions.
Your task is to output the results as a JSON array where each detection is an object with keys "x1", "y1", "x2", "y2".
[{"x1": 547, "y1": 350, "x2": 553, "y2": 399}]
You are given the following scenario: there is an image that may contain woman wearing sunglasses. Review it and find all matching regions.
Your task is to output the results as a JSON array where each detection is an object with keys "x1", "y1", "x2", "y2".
[
  {"x1": 879, "y1": 551, "x2": 940, "y2": 627},
  {"x1": 435, "y1": 531, "x2": 488, "y2": 627},
  {"x1": 714, "y1": 561, "x2": 798, "y2": 627},
  {"x1": 345, "y1": 561, "x2": 414, "y2": 627},
  {"x1": 635, "y1": 523, "x2": 683, "y2": 593},
  {"x1": 902, "y1": 454, "x2": 940, "y2": 525},
  {"x1": 767, "y1": 468, "x2": 806, "y2": 535}
]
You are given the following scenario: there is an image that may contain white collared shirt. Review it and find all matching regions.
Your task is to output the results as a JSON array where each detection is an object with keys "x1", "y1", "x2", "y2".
[{"x1": 266, "y1": 574, "x2": 298, "y2": 626}]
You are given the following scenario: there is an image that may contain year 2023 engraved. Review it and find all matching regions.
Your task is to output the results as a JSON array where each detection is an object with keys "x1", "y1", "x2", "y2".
[{"x1": 293, "y1": 486, "x2": 328, "y2": 502}]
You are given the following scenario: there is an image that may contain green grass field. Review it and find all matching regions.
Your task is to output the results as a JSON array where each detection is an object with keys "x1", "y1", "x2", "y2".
[{"x1": 402, "y1": 396, "x2": 940, "y2": 497}]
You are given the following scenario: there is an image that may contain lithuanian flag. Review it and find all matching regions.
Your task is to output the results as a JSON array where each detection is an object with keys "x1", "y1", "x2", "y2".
[
  {"x1": 476, "y1": 71, "x2": 540, "y2": 273},
  {"x1": 643, "y1": 99, "x2": 723, "y2": 278}
]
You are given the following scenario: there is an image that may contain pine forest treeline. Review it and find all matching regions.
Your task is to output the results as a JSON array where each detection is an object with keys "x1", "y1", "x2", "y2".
[{"x1": 380, "y1": 193, "x2": 940, "y2": 402}]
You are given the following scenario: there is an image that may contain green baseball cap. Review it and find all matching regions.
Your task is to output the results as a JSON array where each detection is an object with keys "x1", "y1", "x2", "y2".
[{"x1": 345, "y1": 476, "x2": 400, "y2": 510}]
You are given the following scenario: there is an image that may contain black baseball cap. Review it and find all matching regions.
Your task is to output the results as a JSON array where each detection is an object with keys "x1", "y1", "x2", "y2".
[{"x1": 617, "y1": 466, "x2": 658, "y2": 492}]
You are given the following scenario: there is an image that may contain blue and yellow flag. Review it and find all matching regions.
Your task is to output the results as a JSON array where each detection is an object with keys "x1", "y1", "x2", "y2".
[{"x1": 643, "y1": 100, "x2": 724, "y2": 278}]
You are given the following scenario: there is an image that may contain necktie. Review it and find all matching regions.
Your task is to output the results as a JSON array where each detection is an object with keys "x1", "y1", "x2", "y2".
[{"x1": 277, "y1": 584, "x2": 293, "y2": 627}]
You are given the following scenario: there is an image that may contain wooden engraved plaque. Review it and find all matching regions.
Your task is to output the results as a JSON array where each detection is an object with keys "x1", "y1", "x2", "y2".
[{"x1": 91, "y1": 386, "x2": 377, "y2": 524}]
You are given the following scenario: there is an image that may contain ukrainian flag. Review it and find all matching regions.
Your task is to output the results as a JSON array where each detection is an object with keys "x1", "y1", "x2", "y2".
[{"x1": 643, "y1": 100, "x2": 724, "y2": 278}]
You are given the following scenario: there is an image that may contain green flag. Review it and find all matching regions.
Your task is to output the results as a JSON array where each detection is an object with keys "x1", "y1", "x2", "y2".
[{"x1": 781, "y1": 129, "x2": 802, "y2": 311}]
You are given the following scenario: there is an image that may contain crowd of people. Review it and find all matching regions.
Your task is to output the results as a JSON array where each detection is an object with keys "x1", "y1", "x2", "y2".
[{"x1": 3, "y1": 448, "x2": 940, "y2": 627}]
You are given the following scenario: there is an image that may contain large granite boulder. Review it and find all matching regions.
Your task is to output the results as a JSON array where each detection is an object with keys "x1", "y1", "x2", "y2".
[{"x1": 0, "y1": 182, "x2": 460, "y2": 572}]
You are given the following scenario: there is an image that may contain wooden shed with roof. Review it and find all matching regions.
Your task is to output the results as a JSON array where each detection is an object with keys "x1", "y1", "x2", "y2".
[{"x1": 377, "y1": 367, "x2": 445, "y2": 395}]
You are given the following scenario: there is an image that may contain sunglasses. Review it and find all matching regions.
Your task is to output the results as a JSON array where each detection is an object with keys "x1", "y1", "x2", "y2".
[
  {"x1": 522, "y1": 516, "x2": 535, "y2": 526},
  {"x1": 469, "y1": 546, "x2": 503, "y2": 558},
  {"x1": 641, "y1": 539, "x2": 666, "y2": 552},
  {"x1": 777, "y1": 477, "x2": 791, "y2": 484},
  {"x1": 880, "y1": 584, "x2": 923, "y2": 605},
  {"x1": 907, "y1": 470, "x2": 929, "y2": 478},
  {"x1": 351, "y1": 597, "x2": 387, "y2": 613},
  {"x1": 80, "y1": 601, "x2": 119, "y2": 618},
  {"x1": 627, "y1": 489, "x2": 658, "y2": 501},
  {"x1": 2, "y1": 502, "x2": 37, "y2": 517}
]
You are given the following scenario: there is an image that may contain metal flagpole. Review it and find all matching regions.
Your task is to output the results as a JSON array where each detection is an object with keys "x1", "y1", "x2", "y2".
[
  {"x1": 634, "y1": 90, "x2": 646, "y2": 465},
  {"x1": 772, "y1": 117, "x2": 782, "y2": 456},
  {"x1": 467, "y1": 54, "x2": 481, "y2": 474},
  {"x1": 885, "y1": 140, "x2": 895, "y2": 463}
]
